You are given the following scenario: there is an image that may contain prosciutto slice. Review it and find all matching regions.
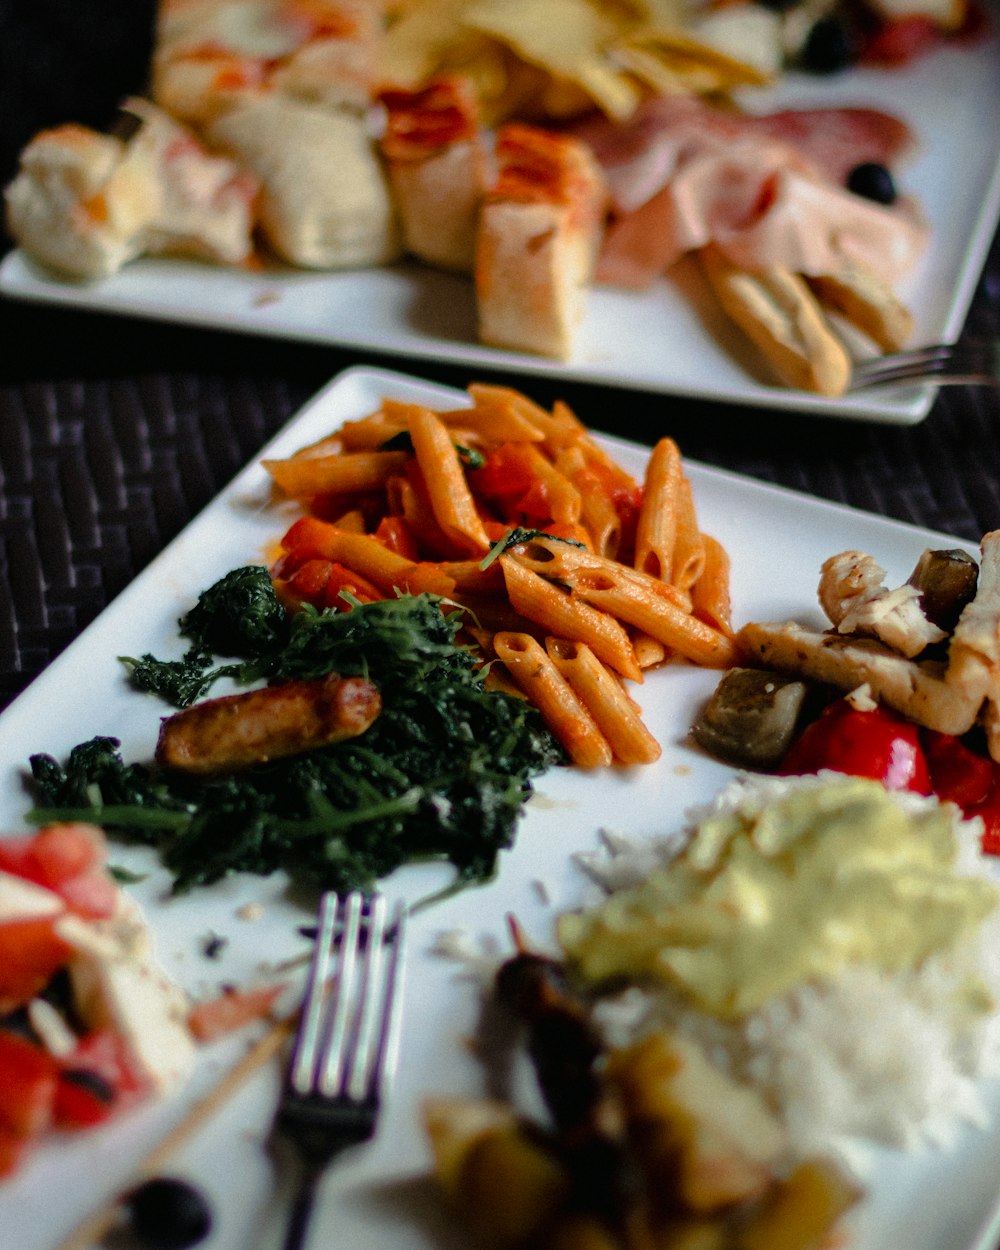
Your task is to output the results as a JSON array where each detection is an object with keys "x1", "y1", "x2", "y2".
[{"x1": 571, "y1": 95, "x2": 927, "y2": 288}]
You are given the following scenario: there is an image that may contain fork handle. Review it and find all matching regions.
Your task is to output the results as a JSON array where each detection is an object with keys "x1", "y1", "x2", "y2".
[{"x1": 281, "y1": 1163, "x2": 322, "y2": 1250}]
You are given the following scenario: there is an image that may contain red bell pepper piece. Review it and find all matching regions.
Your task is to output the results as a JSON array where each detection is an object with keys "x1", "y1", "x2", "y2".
[{"x1": 779, "y1": 699, "x2": 932, "y2": 793}]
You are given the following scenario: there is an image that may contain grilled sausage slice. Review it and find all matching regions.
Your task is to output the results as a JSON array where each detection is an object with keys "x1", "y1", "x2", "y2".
[{"x1": 155, "y1": 673, "x2": 380, "y2": 775}]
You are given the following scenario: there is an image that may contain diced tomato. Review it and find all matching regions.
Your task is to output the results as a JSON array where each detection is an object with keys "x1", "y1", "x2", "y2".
[
  {"x1": 470, "y1": 444, "x2": 542, "y2": 517},
  {"x1": 779, "y1": 699, "x2": 932, "y2": 793},
  {"x1": 279, "y1": 515, "x2": 342, "y2": 561},
  {"x1": 284, "y1": 556, "x2": 336, "y2": 607},
  {"x1": 0, "y1": 823, "x2": 104, "y2": 884},
  {"x1": 0, "y1": 916, "x2": 73, "y2": 1011},
  {"x1": 322, "y1": 564, "x2": 382, "y2": 609},
  {"x1": 374, "y1": 515, "x2": 419, "y2": 560},
  {"x1": 53, "y1": 1029, "x2": 150, "y2": 1129},
  {"x1": 922, "y1": 730, "x2": 997, "y2": 809},
  {"x1": 187, "y1": 983, "x2": 286, "y2": 1043},
  {"x1": 0, "y1": 1031, "x2": 59, "y2": 1142},
  {"x1": 0, "y1": 825, "x2": 116, "y2": 921}
]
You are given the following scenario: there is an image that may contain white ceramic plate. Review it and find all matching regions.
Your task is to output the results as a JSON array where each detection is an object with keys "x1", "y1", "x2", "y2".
[
  {"x1": 2, "y1": 25, "x2": 999, "y2": 427},
  {"x1": 2, "y1": 366, "x2": 1000, "y2": 1250}
]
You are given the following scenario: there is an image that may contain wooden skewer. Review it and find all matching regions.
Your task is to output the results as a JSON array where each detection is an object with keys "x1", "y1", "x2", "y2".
[{"x1": 52, "y1": 1012, "x2": 296, "y2": 1250}]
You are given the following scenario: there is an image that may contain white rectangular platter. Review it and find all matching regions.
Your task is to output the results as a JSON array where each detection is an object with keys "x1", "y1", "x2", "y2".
[
  {"x1": 1, "y1": 20, "x2": 999, "y2": 426},
  {"x1": 2, "y1": 366, "x2": 1000, "y2": 1250}
]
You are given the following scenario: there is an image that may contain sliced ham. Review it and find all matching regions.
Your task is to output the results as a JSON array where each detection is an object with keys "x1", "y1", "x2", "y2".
[
  {"x1": 574, "y1": 95, "x2": 926, "y2": 290},
  {"x1": 573, "y1": 94, "x2": 917, "y2": 212}
]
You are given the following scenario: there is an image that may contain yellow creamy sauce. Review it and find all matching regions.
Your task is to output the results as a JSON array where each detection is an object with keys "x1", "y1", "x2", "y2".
[{"x1": 558, "y1": 778, "x2": 1000, "y2": 1019}]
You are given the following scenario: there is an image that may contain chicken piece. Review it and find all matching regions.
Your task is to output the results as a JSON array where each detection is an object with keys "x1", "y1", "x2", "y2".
[
  {"x1": 155, "y1": 672, "x2": 380, "y2": 774},
  {"x1": 738, "y1": 619, "x2": 985, "y2": 737},
  {"x1": 818, "y1": 550, "x2": 946, "y2": 658}
]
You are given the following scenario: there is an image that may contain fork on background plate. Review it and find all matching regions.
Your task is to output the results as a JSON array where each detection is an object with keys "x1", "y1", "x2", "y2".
[
  {"x1": 271, "y1": 891, "x2": 408, "y2": 1250},
  {"x1": 848, "y1": 337, "x2": 1000, "y2": 391}
]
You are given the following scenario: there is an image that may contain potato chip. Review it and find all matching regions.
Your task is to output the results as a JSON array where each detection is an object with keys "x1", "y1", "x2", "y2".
[
  {"x1": 380, "y1": 0, "x2": 477, "y2": 88},
  {"x1": 463, "y1": 0, "x2": 642, "y2": 120},
  {"x1": 610, "y1": 25, "x2": 774, "y2": 96}
]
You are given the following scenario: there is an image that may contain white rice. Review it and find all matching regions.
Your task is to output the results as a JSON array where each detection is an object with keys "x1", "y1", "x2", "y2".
[{"x1": 582, "y1": 772, "x2": 1000, "y2": 1163}]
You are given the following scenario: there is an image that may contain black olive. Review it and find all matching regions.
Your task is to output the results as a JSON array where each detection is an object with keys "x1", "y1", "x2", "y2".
[
  {"x1": 123, "y1": 1177, "x2": 213, "y2": 1250},
  {"x1": 800, "y1": 16, "x2": 855, "y2": 72},
  {"x1": 847, "y1": 162, "x2": 897, "y2": 205}
]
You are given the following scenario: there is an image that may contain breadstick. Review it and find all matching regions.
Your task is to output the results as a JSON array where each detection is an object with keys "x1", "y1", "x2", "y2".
[
  {"x1": 806, "y1": 264, "x2": 914, "y2": 353},
  {"x1": 698, "y1": 244, "x2": 851, "y2": 397}
]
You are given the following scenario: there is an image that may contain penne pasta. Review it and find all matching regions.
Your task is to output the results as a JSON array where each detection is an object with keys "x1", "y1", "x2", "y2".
[
  {"x1": 691, "y1": 532, "x2": 734, "y2": 636},
  {"x1": 264, "y1": 450, "x2": 409, "y2": 499},
  {"x1": 545, "y1": 638, "x2": 661, "y2": 765},
  {"x1": 501, "y1": 556, "x2": 641, "y2": 682},
  {"x1": 329, "y1": 509, "x2": 367, "y2": 534},
  {"x1": 265, "y1": 384, "x2": 738, "y2": 772},
  {"x1": 567, "y1": 567, "x2": 738, "y2": 668},
  {"x1": 337, "y1": 410, "x2": 408, "y2": 451},
  {"x1": 391, "y1": 471, "x2": 457, "y2": 560},
  {"x1": 438, "y1": 402, "x2": 546, "y2": 447},
  {"x1": 465, "y1": 383, "x2": 550, "y2": 438},
  {"x1": 278, "y1": 516, "x2": 454, "y2": 597},
  {"x1": 509, "y1": 534, "x2": 692, "y2": 612},
  {"x1": 631, "y1": 634, "x2": 671, "y2": 670},
  {"x1": 673, "y1": 475, "x2": 707, "y2": 590},
  {"x1": 555, "y1": 445, "x2": 622, "y2": 558},
  {"x1": 493, "y1": 631, "x2": 613, "y2": 768},
  {"x1": 634, "y1": 437, "x2": 682, "y2": 581},
  {"x1": 405, "y1": 404, "x2": 492, "y2": 555}
]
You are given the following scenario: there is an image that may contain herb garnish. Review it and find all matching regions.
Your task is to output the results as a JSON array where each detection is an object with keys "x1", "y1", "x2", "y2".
[
  {"x1": 479, "y1": 527, "x2": 587, "y2": 572},
  {"x1": 27, "y1": 570, "x2": 565, "y2": 895}
]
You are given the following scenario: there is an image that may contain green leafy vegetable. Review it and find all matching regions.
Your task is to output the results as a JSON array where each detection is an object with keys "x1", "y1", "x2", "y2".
[
  {"x1": 479, "y1": 527, "x2": 586, "y2": 572},
  {"x1": 28, "y1": 573, "x2": 564, "y2": 896}
]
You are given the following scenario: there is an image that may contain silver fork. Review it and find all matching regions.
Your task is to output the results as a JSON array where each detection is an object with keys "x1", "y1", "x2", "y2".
[
  {"x1": 273, "y1": 891, "x2": 408, "y2": 1250},
  {"x1": 849, "y1": 337, "x2": 1000, "y2": 391}
]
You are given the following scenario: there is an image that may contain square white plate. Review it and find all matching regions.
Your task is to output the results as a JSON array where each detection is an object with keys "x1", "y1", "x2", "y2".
[
  {"x1": 2, "y1": 366, "x2": 1000, "y2": 1250},
  {"x1": 1, "y1": 21, "x2": 999, "y2": 426}
]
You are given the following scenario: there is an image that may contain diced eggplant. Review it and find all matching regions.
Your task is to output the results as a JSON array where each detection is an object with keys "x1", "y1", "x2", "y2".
[
  {"x1": 907, "y1": 548, "x2": 979, "y2": 633},
  {"x1": 692, "y1": 669, "x2": 810, "y2": 769}
]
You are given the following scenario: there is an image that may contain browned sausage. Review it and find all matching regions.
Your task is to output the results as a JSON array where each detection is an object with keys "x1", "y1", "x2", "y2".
[{"x1": 155, "y1": 673, "x2": 381, "y2": 774}]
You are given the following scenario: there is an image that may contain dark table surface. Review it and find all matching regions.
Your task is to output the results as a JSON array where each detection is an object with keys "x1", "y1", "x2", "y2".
[{"x1": 1, "y1": 6, "x2": 999, "y2": 713}]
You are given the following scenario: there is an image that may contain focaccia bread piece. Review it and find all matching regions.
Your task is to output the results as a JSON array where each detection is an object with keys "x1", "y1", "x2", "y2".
[
  {"x1": 5, "y1": 125, "x2": 158, "y2": 280},
  {"x1": 379, "y1": 76, "x2": 490, "y2": 274},
  {"x1": 153, "y1": 0, "x2": 383, "y2": 125},
  {"x1": 5, "y1": 97, "x2": 258, "y2": 281},
  {"x1": 475, "y1": 123, "x2": 608, "y2": 360},
  {"x1": 205, "y1": 94, "x2": 400, "y2": 268}
]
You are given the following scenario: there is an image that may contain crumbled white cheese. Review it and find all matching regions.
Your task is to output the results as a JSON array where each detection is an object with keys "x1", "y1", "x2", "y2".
[{"x1": 0, "y1": 871, "x2": 63, "y2": 922}]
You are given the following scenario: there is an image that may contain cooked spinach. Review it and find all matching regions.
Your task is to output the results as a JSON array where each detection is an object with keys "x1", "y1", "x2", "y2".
[{"x1": 28, "y1": 572, "x2": 565, "y2": 895}]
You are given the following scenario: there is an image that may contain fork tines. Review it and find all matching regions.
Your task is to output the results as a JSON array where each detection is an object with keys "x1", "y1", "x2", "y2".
[
  {"x1": 849, "y1": 338, "x2": 1000, "y2": 391},
  {"x1": 289, "y1": 891, "x2": 407, "y2": 1107}
]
